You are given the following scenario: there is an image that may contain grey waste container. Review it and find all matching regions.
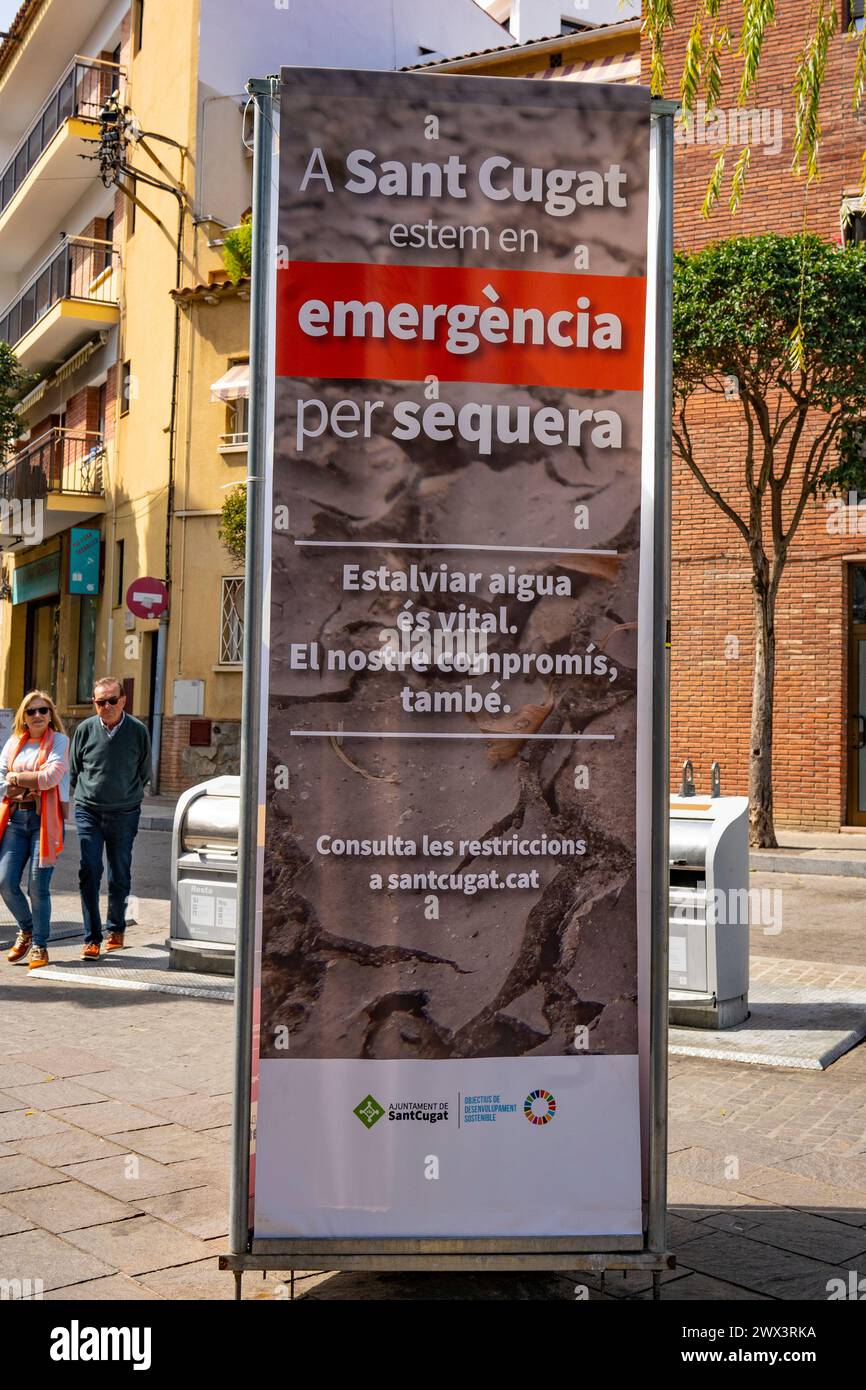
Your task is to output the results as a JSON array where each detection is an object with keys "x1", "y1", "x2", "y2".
[
  {"x1": 669, "y1": 770, "x2": 750, "y2": 1029},
  {"x1": 169, "y1": 775, "x2": 239, "y2": 974}
]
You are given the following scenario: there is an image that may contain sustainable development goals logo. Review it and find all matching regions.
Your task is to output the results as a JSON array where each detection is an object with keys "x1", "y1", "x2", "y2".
[{"x1": 524, "y1": 1090, "x2": 557, "y2": 1126}]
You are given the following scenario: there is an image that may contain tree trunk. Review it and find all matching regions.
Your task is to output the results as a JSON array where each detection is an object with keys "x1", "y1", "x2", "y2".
[{"x1": 749, "y1": 585, "x2": 777, "y2": 848}]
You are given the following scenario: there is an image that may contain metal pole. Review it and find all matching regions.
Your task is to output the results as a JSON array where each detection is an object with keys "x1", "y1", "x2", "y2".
[
  {"x1": 229, "y1": 75, "x2": 276, "y2": 1258},
  {"x1": 149, "y1": 616, "x2": 167, "y2": 790},
  {"x1": 647, "y1": 98, "x2": 676, "y2": 1256}
]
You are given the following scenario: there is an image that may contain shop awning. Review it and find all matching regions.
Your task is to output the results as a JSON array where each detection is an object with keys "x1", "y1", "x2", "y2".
[
  {"x1": 524, "y1": 50, "x2": 640, "y2": 84},
  {"x1": 210, "y1": 363, "x2": 249, "y2": 402}
]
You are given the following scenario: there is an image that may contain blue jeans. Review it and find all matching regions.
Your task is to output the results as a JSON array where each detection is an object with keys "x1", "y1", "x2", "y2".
[
  {"x1": 0, "y1": 806, "x2": 54, "y2": 948},
  {"x1": 74, "y1": 804, "x2": 141, "y2": 945}
]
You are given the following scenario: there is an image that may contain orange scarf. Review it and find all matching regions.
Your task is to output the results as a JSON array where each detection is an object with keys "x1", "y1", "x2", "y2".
[{"x1": 0, "y1": 728, "x2": 64, "y2": 866}]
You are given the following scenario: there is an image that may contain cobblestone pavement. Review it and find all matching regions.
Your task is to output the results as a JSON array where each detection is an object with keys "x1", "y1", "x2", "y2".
[
  {"x1": 1, "y1": 863, "x2": 865, "y2": 1299},
  {"x1": 670, "y1": 954, "x2": 866, "y2": 1070}
]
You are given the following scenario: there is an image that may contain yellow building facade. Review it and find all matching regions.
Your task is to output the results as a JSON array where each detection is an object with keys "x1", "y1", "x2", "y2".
[
  {"x1": 0, "y1": 0, "x2": 253, "y2": 791},
  {"x1": 1, "y1": 0, "x2": 606, "y2": 788},
  {"x1": 107, "y1": 0, "x2": 250, "y2": 792}
]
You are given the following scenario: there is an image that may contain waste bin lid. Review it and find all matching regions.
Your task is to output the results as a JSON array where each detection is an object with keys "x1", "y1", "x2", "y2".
[
  {"x1": 182, "y1": 795, "x2": 239, "y2": 851},
  {"x1": 669, "y1": 819, "x2": 713, "y2": 866}
]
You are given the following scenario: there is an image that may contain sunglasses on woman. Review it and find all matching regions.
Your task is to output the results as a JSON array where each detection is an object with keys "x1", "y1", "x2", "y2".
[
  {"x1": 25, "y1": 706, "x2": 50, "y2": 717},
  {"x1": 94, "y1": 696, "x2": 121, "y2": 707}
]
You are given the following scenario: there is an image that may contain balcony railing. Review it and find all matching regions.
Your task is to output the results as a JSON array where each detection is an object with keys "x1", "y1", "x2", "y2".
[
  {"x1": 0, "y1": 429, "x2": 105, "y2": 501},
  {"x1": 219, "y1": 430, "x2": 249, "y2": 451},
  {"x1": 0, "y1": 56, "x2": 124, "y2": 218},
  {"x1": 0, "y1": 236, "x2": 119, "y2": 349}
]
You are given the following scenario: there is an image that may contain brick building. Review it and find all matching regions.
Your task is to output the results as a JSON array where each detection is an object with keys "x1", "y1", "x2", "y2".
[{"x1": 646, "y1": 0, "x2": 866, "y2": 829}]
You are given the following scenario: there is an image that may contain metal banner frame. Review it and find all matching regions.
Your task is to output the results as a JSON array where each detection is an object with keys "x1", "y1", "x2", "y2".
[{"x1": 221, "y1": 75, "x2": 676, "y2": 1299}]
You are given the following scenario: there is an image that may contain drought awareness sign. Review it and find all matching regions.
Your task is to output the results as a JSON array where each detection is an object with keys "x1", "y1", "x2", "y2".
[{"x1": 251, "y1": 68, "x2": 651, "y2": 1240}]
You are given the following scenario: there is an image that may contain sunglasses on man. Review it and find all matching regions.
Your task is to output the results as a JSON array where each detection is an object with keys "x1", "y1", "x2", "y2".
[
  {"x1": 25, "y1": 706, "x2": 50, "y2": 716},
  {"x1": 94, "y1": 695, "x2": 122, "y2": 708}
]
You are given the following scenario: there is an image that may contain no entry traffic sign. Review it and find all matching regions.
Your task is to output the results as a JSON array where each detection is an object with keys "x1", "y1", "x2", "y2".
[{"x1": 127, "y1": 576, "x2": 169, "y2": 619}]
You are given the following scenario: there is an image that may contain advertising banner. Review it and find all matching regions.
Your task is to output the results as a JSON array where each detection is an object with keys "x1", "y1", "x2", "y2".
[{"x1": 253, "y1": 68, "x2": 651, "y2": 1240}]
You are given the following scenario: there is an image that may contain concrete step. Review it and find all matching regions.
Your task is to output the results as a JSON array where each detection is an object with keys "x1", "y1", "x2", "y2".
[
  {"x1": 750, "y1": 851, "x2": 866, "y2": 878},
  {"x1": 748, "y1": 828, "x2": 866, "y2": 878}
]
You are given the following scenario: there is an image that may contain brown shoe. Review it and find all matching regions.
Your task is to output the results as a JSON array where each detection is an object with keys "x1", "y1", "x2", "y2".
[
  {"x1": 28, "y1": 947, "x2": 49, "y2": 971},
  {"x1": 81, "y1": 942, "x2": 101, "y2": 960},
  {"x1": 105, "y1": 933, "x2": 125, "y2": 952},
  {"x1": 7, "y1": 930, "x2": 32, "y2": 963}
]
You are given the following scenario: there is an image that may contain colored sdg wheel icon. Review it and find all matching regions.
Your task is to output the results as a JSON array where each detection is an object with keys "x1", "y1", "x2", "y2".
[{"x1": 524, "y1": 1089, "x2": 557, "y2": 1126}]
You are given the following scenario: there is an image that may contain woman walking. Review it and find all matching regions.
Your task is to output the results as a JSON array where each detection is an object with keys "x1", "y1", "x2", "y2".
[{"x1": 0, "y1": 690, "x2": 69, "y2": 970}]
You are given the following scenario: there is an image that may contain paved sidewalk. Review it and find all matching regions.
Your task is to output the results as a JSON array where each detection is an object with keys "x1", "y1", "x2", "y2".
[
  {"x1": 0, "y1": 923, "x2": 247, "y2": 1299},
  {"x1": 1, "y1": 872, "x2": 866, "y2": 1300},
  {"x1": 670, "y1": 955, "x2": 866, "y2": 1070},
  {"x1": 751, "y1": 829, "x2": 866, "y2": 878},
  {"x1": 138, "y1": 795, "x2": 179, "y2": 833}
]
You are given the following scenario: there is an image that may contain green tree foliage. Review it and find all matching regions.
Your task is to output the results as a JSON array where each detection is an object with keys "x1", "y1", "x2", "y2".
[
  {"x1": 644, "y1": 0, "x2": 865, "y2": 213},
  {"x1": 221, "y1": 214, "x2": 252, "y2": 283},
  {"x1": 0, "y1": 341, "x2": 34, "y2": 459},
  {"x1": 673, "y1": 233, "x2": 866, "y2": 844},
  {"x1": 218, "y1": 483, "x2": 247, "y2": 564}
]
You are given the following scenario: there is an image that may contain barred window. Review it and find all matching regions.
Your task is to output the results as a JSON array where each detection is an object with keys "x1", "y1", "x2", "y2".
[{"x1": 220, "y1": 576, "x2": 244, "y2": 664}]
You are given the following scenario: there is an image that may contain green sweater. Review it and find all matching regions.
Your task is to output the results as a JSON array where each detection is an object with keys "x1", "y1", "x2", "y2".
[{"x1": 69, "y1": 714, "x2": 151, "y2": 812}]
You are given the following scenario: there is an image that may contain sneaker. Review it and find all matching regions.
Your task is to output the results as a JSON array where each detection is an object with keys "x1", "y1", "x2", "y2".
[
  {"x1": 7, "y1": 930, "x2": 32, "y2": 963},
  {"x1": 105, "y1": 932, "x2": 125, "y2": 952},
  {"x1": 81, "y1": 942, "x2": 101, "y2": 960},
  {"x1": 28, "y1": 947, "x2": 49, "y2": 971}
]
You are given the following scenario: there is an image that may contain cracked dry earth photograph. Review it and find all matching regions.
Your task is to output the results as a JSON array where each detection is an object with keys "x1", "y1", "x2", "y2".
[{"x1": 258, "y1": 71, "x2": 648, "y2": 1065}]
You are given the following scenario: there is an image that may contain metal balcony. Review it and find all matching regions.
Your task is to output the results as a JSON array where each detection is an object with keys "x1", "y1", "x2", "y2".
[
  {"x1": 0, "y1": 56, "x2": 124, "y2": 273},
  {"x1": 0, "y1": 429, "x2": 105, "y2": 502},
  {"x1": 0, "y1": 56, "x2": 123, "y2": 216},
  {"x1": 0, "y1": 236, "x2": 120, "y2": 372},
  {"x1": 218, "y1": 430, "x2": 249, "y2": 454}
]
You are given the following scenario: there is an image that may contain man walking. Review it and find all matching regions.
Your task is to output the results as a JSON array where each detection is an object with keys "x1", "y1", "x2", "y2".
[{"x1": 69, "y1": 676, "x2": 151, "y2": 960}]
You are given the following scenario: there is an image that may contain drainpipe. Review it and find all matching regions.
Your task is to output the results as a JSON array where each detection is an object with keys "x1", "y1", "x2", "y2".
[
  {"x1": 123, "y1": 156, "x2": 186, "y2": 792},
  {"x1": 151, "y1": 179, "x2": 185, "y2": 791},
  {"x1": 150, "y1": 616, "x2": 168, "y2": 788}
]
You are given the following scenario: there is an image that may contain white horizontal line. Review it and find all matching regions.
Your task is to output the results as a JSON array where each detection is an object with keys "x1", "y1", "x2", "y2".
[
  {"x1": 290, "y1": 730, "x2": 614, "y2": 741},
  {"x1": 294, "y1": 541, "x2": 618, "y2": 556}
]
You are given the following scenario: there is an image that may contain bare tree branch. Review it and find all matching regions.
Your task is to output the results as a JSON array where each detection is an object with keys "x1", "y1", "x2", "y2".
[
  {"x1": 776, "y1": 399, "x2": 809, "y2": 489},
  {"x1": 673, "y1": 403, "x2": 753, "y2": 546},
  {"x1": 782, "y1": 415, "x2": 842, "y2": 547}
]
